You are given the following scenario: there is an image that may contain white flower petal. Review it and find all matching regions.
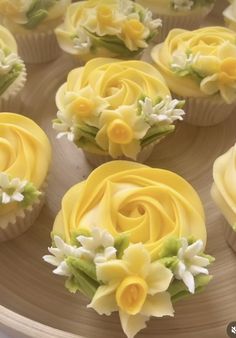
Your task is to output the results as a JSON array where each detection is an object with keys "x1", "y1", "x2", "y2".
[
  {"x1": 185, "y1": 240, "x2": 203, "y2": 259},
  {"x1": 12, "y1": 192, "x2": 24, "y2": 202},
  {"x1": 2, "y1": 192, "x2": 11, "y2": 204},
  {"x1": 43, "y1": 255, "x2": 61, "y2": 267},
  {"x1": 189, "y1": 265, "x2": 209, "y2": 276},
  {"x1": 182, "y1": 270, "x2": 195, "y2": 294}
]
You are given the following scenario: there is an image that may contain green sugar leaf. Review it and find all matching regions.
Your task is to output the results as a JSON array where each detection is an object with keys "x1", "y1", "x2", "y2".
[
  {"x1": 67, "y1": 258, "x2": 100, "y2": 299},
  {"x1": 67, "y1": 257, "x2": 97, "y2": 282},
  {"x1": 114, "y1": 234, "x2": 130, "y2": 259}
]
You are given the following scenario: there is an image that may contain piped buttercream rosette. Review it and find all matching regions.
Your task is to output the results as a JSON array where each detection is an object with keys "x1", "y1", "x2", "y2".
[
  {"x1": 0, "y1": 113, "x2": 51, "y2": 240},
  {"x1": 53, "y1": 58, "x2": 185, "y2": 161},
  {"x1": 44, "y1": 161, "x2": 214, "y2": 338},
  {"x1": 151, "y1": 26, "x2": 236, "y2": 125}
]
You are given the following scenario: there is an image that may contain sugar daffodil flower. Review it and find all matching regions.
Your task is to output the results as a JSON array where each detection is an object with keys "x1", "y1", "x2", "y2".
[
  {"x1": 96, "y1": 105, "x2": 150, "y2": 159},
  {"x1": 88, "y1": 243, "x2": 174, "y2": 338}
]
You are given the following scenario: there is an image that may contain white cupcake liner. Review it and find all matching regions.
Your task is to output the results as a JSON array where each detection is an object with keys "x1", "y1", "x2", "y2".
[
  {"x1": 83, "y1": 144, "x2": 154, "y2": 167},
  {"x1": 15, "y1": 30, "x2": 61, "y2": 64},
  {"x1": 155, "y1": 10, "x2": 210, "y2": 42},
  {"x1": 224, "y1": 222, "x2": 236, "y2": 253},
  {"x1": 0, "y1": 181, "x2": 47, "y2": 242},
  {"x1": 0, "y1": 59, "x2": 26, "y2": 113},
  {"x1": 174, "y1": 94, "x2": 235, "y2": 127}
]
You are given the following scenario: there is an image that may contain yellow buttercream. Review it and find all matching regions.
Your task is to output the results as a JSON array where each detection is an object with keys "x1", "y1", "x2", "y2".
[
  {"x1": 55, "y1": 0, "x2": 158, "y2": 59},
  {"x1": 55, "y1": 57, "x2": 171, "y2": 159},
  {"x1": 151, "y1": 26, "x2": 236, "y2": 103},
  {"x1": 0, "y1": 24, "x2": 17, "y2": 52},
  {"x1": 0, "y1": 113, "x2": 51, "y2": 216},
  {"x1": 211, "y1": 143, "x2": 236, "y2": 230},
  {"x1": 116, "y1": 276, "x2": 148, "y2": 315},
  {"x1": 52, "y1": 161, "x2": 206, "y2": 259}
]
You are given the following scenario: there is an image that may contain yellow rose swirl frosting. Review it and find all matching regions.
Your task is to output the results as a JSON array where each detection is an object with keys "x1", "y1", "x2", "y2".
[
  {"x1": 0, "y1": 113, "x2": 51, "y2": 223},
  {"x1": 54, "y1": 58, "x2": 185, "y2": 159},
  {"x1": 211, "y1": 143, "x2": 236, "y2": 230},
  {"x1": 44, "y1": 161, "x2": 214, "y2": 338},
  {"x1": 151, "y1": 26, "x2": 236, "y2": 104}
]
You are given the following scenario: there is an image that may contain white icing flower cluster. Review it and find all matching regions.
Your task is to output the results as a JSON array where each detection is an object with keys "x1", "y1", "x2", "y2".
[
  {"x1": 43, "y1": 227, "x2": 117, "y2": 277},
  {"x1": 171, "y1": 50, "x2": 199, "y2": 74},
  {"x1": 174, "y1": 238, "x2": 210, "y2": 293},
  {"x1": 0, "y1": 50, "x2": 22, "y2": 75},
  {"x1": 0, "y1": 172, "x2": 27, "y2": 204},
  {"x1": 139, "y1": 96, "x2": 185, "y2": 126}
]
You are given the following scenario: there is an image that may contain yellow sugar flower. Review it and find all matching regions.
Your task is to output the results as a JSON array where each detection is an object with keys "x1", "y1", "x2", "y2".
[
  {"x1": 88, "y1": 243, "x2": 174, "y2": 338},
  {"x1": 121, "y1": 18, "x2": 149, "y2": 51},
  {"x1": 56, "y1": 85, "x2": 108, "y2": 128},
  {"x1": 96, "y1": 106, "x2": 149, "y2": 159},
  {"x1": 82, "y1": 4, "x2": 123, "y2": 37}
]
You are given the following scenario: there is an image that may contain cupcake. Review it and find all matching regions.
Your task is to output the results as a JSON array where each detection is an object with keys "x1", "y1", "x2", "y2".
[
  {"x1": 44, "y1": 161, "x2": 214, "y2": 338},
  {"x1": 136, "y1": 0, "x2": 216, "y2": 41},
  {"x1": 211, "y1": 143, "x2": 236, "y2": 252},
  {"x1": 0, "y1": 25, "x2": 26, "y2": 112},
  {"x1": 53, "y1": 57, "x2": 185, "y2": 166},
  {"x1": 55, "y1": 0, "x2": 161, "y2": 63},
  {"x1": 223, "y1": 0, "x2": 236, "y2": 31},
  {"x1": 0, "y1": 0, "x2": 71, "y2": 63},
  {"x1": 151, "y1": 26, "x2": 236, "y2": 126},
  {"x1": 0, "y1": 113, "x2": 51, "y2": 242}
]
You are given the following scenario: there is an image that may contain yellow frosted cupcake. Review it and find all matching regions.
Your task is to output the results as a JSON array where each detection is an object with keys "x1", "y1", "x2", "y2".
[
  {"x1": 0, "y1": 25, "x2": 26, "y2": 112},
  {"x1": 0, "y1": 113, "x2": 51, "y2": 241},
  {"x1": 136, "y1": 0, "x2": 216, "y2": 41},
  {"x1": 53, "y1": 57, "x2": 185, "y2": 166},
  {"x1": 44, "y1": 161, "x2": 214, "y2": 338},
  {"x1": 55, "y1": 0, "x2": 161, "y2": 63},
  {"x1": 0, "y1": 0, "x2": 71, "y2": 63},
  {"x1": 211, "y1": 143, "x2": 236, "y2": 252},
  {"x1": 151, "y1": 26, "x2": 236, "y2": 126},
  {"x1": 223, "y1": 0, "x2": 236, "y2": 31}
]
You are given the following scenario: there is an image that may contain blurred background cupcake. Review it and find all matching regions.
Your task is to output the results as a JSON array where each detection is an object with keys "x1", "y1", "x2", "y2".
[
  {"x1": 151, "y1": 26, "x2": 236, "y2": 126},
  {"x1": 0, "y1": 113, "x2": 51, "y2": 242},
  {"x1": 53, "y1": 58, "x2": 185, "y2": 167},
  {"x1": 0, "y1": 24, "x2": 26, "y2": 112},
  {"x1": 211, "y1": 143, "x2": 236, "y2": 253},
  {"x1": 0, "y1": 0, "x2": 71, "y2": 63},
  {"x1": 136, "y1": 0, "x2": 216, "y2": 41},
  {"x1": 223, "y1": 0, "x2": 236, "y2": 31},
  {"x1": 55, "y1": 0, "x2": 161, "y2": 64}
]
